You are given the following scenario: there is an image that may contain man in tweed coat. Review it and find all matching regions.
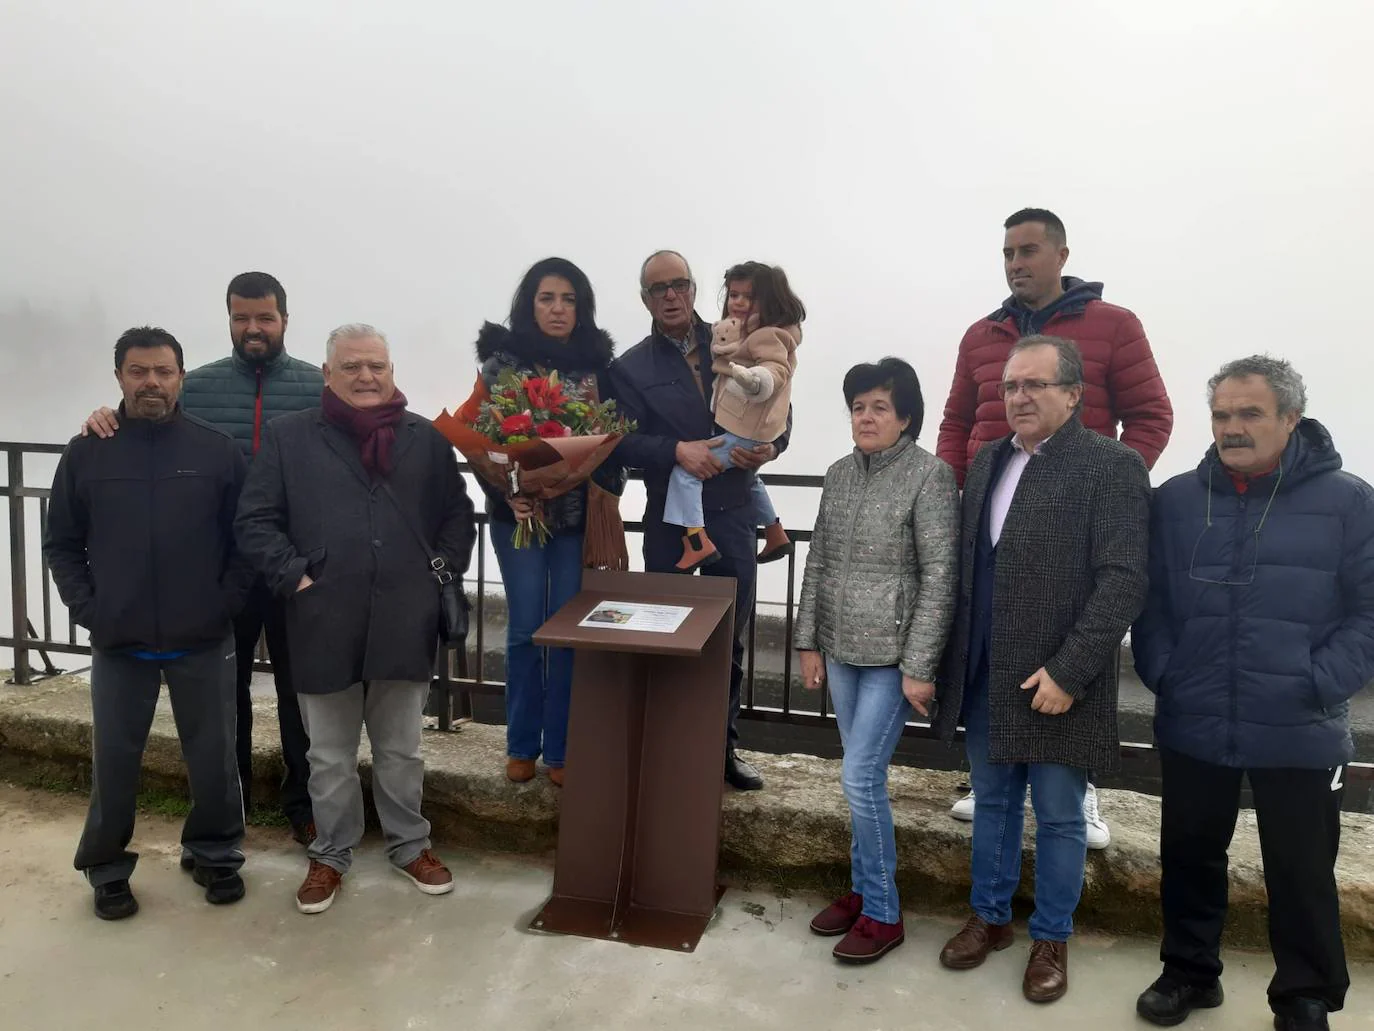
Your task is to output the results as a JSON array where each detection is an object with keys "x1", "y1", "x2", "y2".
[{"x1": 933, "y1": 335, "x2": 1151, "y2": 1003}]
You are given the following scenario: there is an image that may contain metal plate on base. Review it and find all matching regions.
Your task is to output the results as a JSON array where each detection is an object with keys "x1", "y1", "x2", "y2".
[{"x1": 530, "y1": 886, "x2": 727, "y2": 953}]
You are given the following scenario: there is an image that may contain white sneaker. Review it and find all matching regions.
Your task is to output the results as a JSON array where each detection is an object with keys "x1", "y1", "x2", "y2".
[
  {"x1": 950, "y1": 790, "x2": 976, "y2": 821},
  {"x1": 1083, "y1": 783, "x2": 1111, "y2": 850}
]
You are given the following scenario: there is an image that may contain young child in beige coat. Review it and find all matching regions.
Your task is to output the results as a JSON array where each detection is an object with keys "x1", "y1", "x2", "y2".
[{"x1": 664, "y1": 262, "x2": 803, "y2": 569}]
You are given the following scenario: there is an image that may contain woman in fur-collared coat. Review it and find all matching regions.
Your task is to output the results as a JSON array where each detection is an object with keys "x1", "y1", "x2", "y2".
[{"x1": 473, "y1": 257, "x2": 624, "y2": 788}]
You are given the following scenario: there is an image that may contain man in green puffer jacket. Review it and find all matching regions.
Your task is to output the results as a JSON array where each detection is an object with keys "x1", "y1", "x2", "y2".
[{"x1": 83, "y1": 272, "x2": 322, "y2": 845}]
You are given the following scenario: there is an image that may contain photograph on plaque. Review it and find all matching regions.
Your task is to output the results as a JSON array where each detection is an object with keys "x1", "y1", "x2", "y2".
[{"x1": 578, "y1": 600, "x2": 693, "y2": 634}]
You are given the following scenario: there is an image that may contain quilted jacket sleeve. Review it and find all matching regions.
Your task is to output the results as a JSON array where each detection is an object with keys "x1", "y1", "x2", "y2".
[
  {"x1": 936, "y1": 330, "x2": 978, "y2": 487},
  {"x1": 1312, "y1": 481, "x2": 1374, "y2": 708},
  {"x1": 900, "y1": 459, "x2": 960, "y2": 680},
  {"x1": 1130, "y1": 487, "x2": 1176, "y2": 694},
  {"x1": 1108, "y1": 312, "x2": 1173, "y2": 470},
  {"x1": 793, "y1": 470, "x2": 832, "y2": 653}
]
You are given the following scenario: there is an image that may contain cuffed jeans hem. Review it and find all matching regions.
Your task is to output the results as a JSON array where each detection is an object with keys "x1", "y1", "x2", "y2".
[{"x1": 84, "y1": 862, "x2": 137, "y2": 889}]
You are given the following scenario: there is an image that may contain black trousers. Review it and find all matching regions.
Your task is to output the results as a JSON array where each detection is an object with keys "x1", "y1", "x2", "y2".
[
  {"x1": 76, "y1": 638, "x2": 244, "y2": 886},
  {"x1": 1159, "y1": 747, "x2": 1349, "y2": 1013},
  {"x1": 234, "y1": 580, "x2": 313, "y2": 826},
  {"x1": 643, "y1": 502, "x2": 756, "y2": 751}
]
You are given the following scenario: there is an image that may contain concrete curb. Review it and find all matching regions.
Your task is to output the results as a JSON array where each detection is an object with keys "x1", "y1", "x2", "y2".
[{"x1": 3, "y1": 674, "x2": 1372, "y2": 958}]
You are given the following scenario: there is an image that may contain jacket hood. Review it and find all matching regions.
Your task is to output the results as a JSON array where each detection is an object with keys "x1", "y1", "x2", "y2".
[
  {"x1": 474, "y1": 321, "x2": 615, "y2": 372},
  {"x1": 992, "y1": 276, "x2": 1104, "y2": 326},
  {"x1": 1197, "y1": 417, "x2": 1342, "y2": 493}
]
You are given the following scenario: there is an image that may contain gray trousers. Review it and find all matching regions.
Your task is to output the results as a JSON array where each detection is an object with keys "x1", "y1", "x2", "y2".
[
  {"x1": 76, "y1": 637, "x2": 245, "y2": 887},
  {"x1": 298, "y1": 680, "x2": 431, "y2": 874}
]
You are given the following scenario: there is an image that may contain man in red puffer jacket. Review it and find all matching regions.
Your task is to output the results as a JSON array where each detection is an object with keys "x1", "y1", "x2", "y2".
[
  {"x1": 937, "y1": 208, "x2": 1173, "y2": 488},
  {"x1": 937, "y1": 207, "x2": 1174, "y2": 845}
]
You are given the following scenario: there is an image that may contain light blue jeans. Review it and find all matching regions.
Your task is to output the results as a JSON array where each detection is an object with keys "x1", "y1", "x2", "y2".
[
  {"x1": 663, "y1": 431, "x2": 779, "y2": 529},
  {"x1": 963, "y1": 675, "x2": 1088, "y2": 941},
  {"x1": 826, "y1": 660, "x2": 910, "y2": 924}
]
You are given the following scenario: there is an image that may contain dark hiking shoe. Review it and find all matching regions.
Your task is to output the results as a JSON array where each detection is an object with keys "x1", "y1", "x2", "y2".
[
  {"x1": 93, "y1": 880, "x2": 139, "y2": 921},
  {"x1": 192, "y1": 866, "x2": 246, "y2": 905},
  {"x1": 1136, "y1": 973, "x2": 1223, "y2": 1026}
]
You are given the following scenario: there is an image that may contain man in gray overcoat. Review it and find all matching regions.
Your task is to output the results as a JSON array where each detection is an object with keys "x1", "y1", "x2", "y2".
[
  {"x1": 933, "y1": 335, "x2": 1150, "y2": 1003},
  {"x1": 235, "y1": 323, "x2": 475, "y2": 915}
]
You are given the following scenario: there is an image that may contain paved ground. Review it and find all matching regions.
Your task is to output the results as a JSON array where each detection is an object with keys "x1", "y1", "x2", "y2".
[{"x1": 2, "y1": 785, "x2": 1370, "y2": 1030}]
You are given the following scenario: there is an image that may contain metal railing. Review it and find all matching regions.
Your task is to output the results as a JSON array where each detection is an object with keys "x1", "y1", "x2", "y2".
[{"x1": 6, "y1": 439, "x2": 1372, "y2": 810}]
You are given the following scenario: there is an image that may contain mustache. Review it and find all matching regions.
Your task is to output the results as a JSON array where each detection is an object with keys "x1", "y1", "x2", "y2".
[{"x1": 1221, "y1": 435, "x2": 1253, "y2": 449}]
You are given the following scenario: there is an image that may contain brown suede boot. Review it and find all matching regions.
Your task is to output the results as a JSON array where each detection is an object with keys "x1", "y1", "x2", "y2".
[
  {"x1": 758, "y1": 520, "x2": 793, "y2": 563},
  {"x1": 506, "y1": 758, "x2": 536, "y2": 783},
  {"x1": 676, "y1": 529, "x2": 720, "y2": 571}
]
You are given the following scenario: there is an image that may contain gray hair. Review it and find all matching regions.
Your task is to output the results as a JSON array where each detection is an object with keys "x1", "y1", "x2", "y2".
[
  {"x1": 1207, "y1": 355, "x2": 1306, "y2": 416},
  {"x1": 325, "y1": 323, "x2": 390, "y2": 363},
  {"x1": 639, "y1": 249, "x2": 694, "y2": 292},
  {"x1": 1006, "y1": 334, "x2": 1084, "y2": 387}
]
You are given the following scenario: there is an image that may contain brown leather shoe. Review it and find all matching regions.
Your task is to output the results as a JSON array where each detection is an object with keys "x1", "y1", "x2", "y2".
[
  {"x1": 506, "y1": 758, "x2": 536, "y2": 783},
  {"x1": 1023, "y1": 939, "x2": 1069, "y2": 1003},
  {"x1": 296, "y1": 860, "x2": 342, "y2": 915},
  {"x1": 548, "y1": 767, "x2": 564, "y2": 788},
  {"x1": 939, "y1": 913, "x2": 1015, "y2": 970},
  {"x1": 396, "y1": 848, "x2": 454, "y2": 896}
]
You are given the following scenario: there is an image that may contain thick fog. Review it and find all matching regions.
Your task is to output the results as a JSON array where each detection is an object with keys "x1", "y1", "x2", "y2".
[{"x1": 2, "y1": 0, "x2": 1371, "y2": 650}]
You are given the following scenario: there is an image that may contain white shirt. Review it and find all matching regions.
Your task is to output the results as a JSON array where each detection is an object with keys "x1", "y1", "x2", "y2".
[{"x1": 988, "y1": 435, "x2": 1049, "y2": 546}]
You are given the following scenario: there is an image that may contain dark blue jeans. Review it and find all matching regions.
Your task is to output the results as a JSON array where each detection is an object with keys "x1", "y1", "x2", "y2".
[
  {"x1": 491, "y1": 526, "x2": 584, "y2": 768},
  {"x1": 963, "y1": 675, "x2": 1088, "y2": 941}
]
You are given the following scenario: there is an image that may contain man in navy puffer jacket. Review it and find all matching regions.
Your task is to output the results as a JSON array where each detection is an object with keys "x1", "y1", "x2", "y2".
[{"x1": 1132, "y1": 355, "x2": 1374, "y2": 1031}]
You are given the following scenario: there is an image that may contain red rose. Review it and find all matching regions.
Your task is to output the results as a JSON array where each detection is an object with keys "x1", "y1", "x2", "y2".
[
  {"x1": 536, "y1": 419, "x2": 569, "y2": 439},
  {"x1": 500, "y1": 413, "x2": 534, "y2": 436}
]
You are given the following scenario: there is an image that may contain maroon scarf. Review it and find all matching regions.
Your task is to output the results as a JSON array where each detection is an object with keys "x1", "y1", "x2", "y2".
[{"x1": 321, "y1": 386, "x2": 409, "y2": 477}]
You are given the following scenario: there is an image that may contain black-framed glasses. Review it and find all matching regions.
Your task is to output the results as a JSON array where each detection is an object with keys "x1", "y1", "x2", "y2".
[
  {"x1": 645, "y1": 278, "x2": 692, "y2": 299},
  {"x1": 1187, "y1": 461, "x2": 1284, "y2": 586},
  {"x1": 997, "y1": 378, "x2": 1071, "y2": 399}
]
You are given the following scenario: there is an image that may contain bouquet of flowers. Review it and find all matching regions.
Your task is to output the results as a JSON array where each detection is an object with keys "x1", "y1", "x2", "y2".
[{"x1": 434, "y1": 368, "x2": 635, "y2": 562}]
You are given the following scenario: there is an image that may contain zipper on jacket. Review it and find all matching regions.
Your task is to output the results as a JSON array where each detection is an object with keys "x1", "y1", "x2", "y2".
[
  {"x1": 149, "y1": 429, "x2": 162, "y2": 651},
  {"x1": 252, "y1": 366, "x2": 265, "y2": 454},
  {"x1": 1226, "y1": 492, "x2": 1248, "y2": 764}
]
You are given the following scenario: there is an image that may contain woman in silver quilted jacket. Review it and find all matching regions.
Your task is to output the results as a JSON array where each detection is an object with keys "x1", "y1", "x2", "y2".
[{"x1": 794, "y1": 357, "x2": 959, "y2": 964}]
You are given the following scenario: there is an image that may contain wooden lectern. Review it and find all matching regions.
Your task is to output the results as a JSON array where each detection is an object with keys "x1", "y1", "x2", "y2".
[{"x1": 529, "y1": 569, "x2": 735, "y2": 953}]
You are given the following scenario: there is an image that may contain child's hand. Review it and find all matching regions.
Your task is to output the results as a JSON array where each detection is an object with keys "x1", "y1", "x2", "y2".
[{"x1": 725, "y1": 363, "x2": 775, "y2": 401}]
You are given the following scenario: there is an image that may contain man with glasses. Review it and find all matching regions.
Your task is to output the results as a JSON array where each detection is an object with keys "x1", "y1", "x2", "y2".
[
  {"x1": 937, "y1": 207, "x2": 1175, "y2": 845},
  {"x1": 1131, "y1": 356, "x2": 1374, "y2": 1030},
  {"x1": 933, "y1": 335, "x2": 1150, "y2": 1003},
  {"x1": 608, "y1": 249, "x2": 791, "y2": 791}
]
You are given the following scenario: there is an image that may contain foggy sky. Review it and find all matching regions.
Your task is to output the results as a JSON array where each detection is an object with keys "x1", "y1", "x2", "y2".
[{"x1": 3, "y1": 0, "x2": 1372, "y2": 494}]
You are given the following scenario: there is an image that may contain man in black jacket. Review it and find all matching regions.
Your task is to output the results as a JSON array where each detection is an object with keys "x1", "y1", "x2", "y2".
[
  {"x1": 82, "y1": 272, "x2": 319, "y2": 844},
  {"x1": 45, "y1": 326, "x2": 253, "y2": 920},
  {"x1": 610, "y1": 250, "x2": 791, "y2": 791}
]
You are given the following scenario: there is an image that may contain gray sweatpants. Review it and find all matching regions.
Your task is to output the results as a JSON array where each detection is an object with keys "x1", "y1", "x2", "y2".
[
  {"x1": 76, "y1": 637, "x2": 245, "y2": 887},
  {"x1": 298, "y1": 680, "x2": 431, "y2": 874}
]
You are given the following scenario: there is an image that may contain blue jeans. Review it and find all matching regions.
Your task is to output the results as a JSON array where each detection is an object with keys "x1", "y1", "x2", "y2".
[
  {"x1": 826, "y1": 660, "x2": 910, "y2": 924},
  {"x1": 491, "y1": 527, "x2": 584, "y2": 767},
  {"x1": 662, "y1": 431, "x2": 778, "y2": 529},
  {"x1": 963, "y1": 676, "x2": 1088, "y2": 941}
]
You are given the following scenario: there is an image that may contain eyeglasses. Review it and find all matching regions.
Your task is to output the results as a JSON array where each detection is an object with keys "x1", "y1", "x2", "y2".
[
  {"x1": 997, "y1": 379, "x2": 1071, "y2": 399},
  {"x1": 1187, "y1": 461, "x2": 1283, "y2": 586},
  {"x1": 645, "y1": 278, "x2": 692, "y2": 299}
]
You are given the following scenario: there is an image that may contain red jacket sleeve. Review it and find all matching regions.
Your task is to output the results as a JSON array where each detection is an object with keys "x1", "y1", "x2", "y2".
[
  {"x1": 937, "y1": 330, "x2": 978, "y2": 487},
  {"x1": 1108, "y1": 311, "x2": 1173, "y2": 470}
]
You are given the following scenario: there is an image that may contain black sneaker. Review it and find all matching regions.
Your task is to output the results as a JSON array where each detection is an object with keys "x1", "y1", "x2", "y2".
[
  {"x1": 93, "y1": 880, "x2": 139, "y2": 921},
  {"x1": 191, "y1": 866, "x2": 246, "y2": 905},
  {"x1": 1136, "y1": 974, "x2": 1223, "y2": 1026},
  {"x1": 1274, "y1": 998, "x2": 1329, "y2": 1031},
  {"x1": 179, "y1": 850, "x2": 195, "y2": 872}
]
